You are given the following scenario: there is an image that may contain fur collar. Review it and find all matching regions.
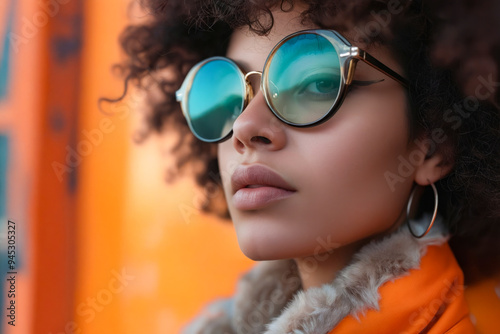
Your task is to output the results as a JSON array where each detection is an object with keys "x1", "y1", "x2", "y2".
[{"x1": 183, "y1": 216, "x2": 449, "y2": 334}]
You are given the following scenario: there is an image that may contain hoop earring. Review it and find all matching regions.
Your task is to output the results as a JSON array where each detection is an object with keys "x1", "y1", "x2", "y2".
[{"x1": 406, "y1": 182, "x2": 439, "y2": 238}]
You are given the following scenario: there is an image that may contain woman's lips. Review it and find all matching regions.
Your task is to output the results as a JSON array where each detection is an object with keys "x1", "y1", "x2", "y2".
[
  {"x1": 231, "y1": 164, "x2": 296, "y2": 210},
  {"x1": 233, "y1": 186, "x2": 295, "y2": 210}
]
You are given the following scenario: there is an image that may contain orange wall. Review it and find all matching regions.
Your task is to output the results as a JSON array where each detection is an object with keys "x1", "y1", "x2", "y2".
[{"x1": 76, "y1": 0, "x2": 254, "y2": 333}]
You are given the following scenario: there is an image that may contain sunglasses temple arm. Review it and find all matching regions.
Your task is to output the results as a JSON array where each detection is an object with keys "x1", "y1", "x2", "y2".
[{"x1": 355, "y1": 50, "x2": 409, "y2": 88}]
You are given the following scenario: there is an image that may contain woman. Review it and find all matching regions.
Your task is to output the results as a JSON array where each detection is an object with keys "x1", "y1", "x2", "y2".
[{"x1": 115, "y1": 0, "x2": 500, "y2": 332}]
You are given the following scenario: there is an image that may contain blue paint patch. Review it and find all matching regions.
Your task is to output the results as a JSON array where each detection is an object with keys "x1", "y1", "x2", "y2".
[
  {"x1": 51, "y1": 14, "x2": 83, "y2": 63},
  {"x1": 0, "y1": 0, "x2": 15, "y2": 100},
  {"x1": 49, "y1": 107, "x2": 66, "y2": 133},
  {"x1": 0, "y1": 134, "x2": 8, "y2": 218}
]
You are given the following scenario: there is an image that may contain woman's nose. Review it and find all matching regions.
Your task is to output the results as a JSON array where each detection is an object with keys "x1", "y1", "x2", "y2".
[{"x1": 231, "y1": 91, "x2": 287, "y2": 154}]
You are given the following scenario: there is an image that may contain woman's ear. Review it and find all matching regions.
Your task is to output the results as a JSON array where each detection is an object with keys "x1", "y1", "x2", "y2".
[{"x1": 413, "y1": 135, "x2": 454, "y2": 186}]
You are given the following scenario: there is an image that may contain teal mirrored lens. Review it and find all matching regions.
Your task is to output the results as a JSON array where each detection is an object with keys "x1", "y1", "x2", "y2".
[
  {"x1": 267, "y1": 34, "x2": 342, "y2": 124},
  {"x1": 187, "y1": 59, "x2": 245, "y2": 141}
]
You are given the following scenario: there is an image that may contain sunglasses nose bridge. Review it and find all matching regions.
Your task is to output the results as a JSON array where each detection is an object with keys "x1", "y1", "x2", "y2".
[
  {"x1": 244, "y1": 70, "x2": 262, "y2": 101},
  {"x1": 244, "y1": 70, "x2": 262, "y2": 81}
]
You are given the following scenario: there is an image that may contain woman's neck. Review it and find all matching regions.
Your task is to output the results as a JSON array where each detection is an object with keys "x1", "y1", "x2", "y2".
[
  {"x1": 294, "y1": 240, "x2": 366, "y2": 291},
  {"x1": 294, "y1": 217, "x2": 406, "y2": 290}
]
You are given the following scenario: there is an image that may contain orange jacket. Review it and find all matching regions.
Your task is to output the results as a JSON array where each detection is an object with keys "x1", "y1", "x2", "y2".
[{"x1": 329, "y1": 242, "x2": 475, "y2": 333}]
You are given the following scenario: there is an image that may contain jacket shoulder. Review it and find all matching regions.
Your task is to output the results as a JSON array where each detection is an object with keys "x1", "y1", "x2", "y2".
[{"x1": 329, "y1": 242, "x2": 475, "y2": 334}]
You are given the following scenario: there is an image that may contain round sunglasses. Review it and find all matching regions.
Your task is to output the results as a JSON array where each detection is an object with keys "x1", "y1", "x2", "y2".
[{"x1": 176, "y1": 29, "x2": 408, "y2": 143}]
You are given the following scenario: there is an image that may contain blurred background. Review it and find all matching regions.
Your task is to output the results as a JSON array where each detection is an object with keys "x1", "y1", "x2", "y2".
[
  {"x1": 0, "y1": 0, "x2": 254, "y2": 333},
  {"x1": 1, "y1": 1, "x2": 499, "y2": 334}
]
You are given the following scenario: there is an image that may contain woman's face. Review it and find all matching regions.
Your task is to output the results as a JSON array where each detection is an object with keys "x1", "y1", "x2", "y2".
[{"x1": 217, "y1": 7, "x2": 419, "y2": 260}]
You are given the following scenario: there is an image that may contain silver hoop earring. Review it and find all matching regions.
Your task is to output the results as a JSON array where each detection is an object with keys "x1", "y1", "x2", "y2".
[{"x1": 406, "y1": 182, "x2": 439, "y2": 238}]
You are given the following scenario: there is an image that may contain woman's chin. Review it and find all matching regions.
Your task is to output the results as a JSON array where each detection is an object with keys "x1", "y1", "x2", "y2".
[
  {"x1": 236, "y1": 232, "x2": 290, "y2": 261},
  {"x1": 235, "y1": 229, "x2": 314, "y2": 261},
  {"x1": 238, "y1": 239, "x2": 278, "y2": 261}
]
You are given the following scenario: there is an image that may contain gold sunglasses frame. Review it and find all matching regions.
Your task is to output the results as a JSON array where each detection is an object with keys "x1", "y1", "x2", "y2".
[{"x1": 176, "y1": 29, "x2": 408, "y2": 143}]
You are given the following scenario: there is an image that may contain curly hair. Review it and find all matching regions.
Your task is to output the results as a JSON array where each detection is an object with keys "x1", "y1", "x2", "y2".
[{"x1": 114, "y1": 0, "x2": 500, "y2": 283}]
